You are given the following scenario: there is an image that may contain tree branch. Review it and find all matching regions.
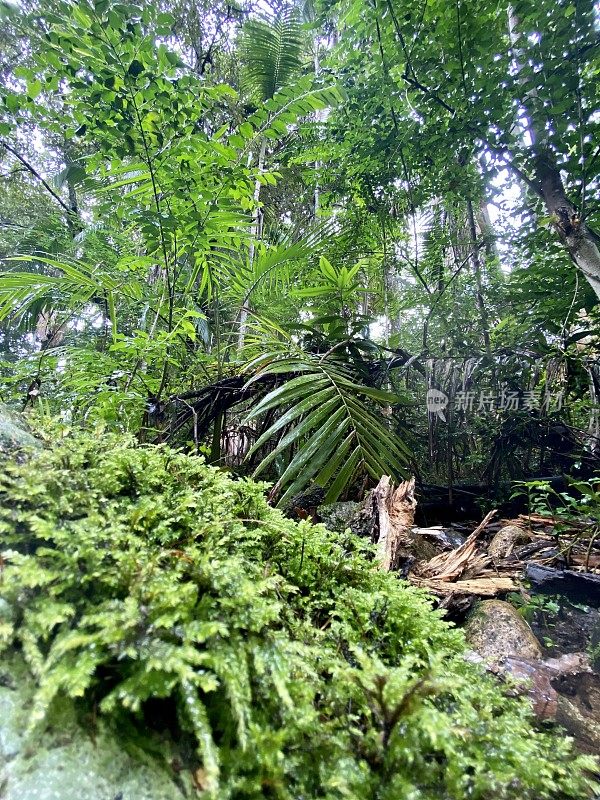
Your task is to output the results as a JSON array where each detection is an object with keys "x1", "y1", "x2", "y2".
[{"x1": 0, "y1": 140, "x2": 77, "y2": 220}]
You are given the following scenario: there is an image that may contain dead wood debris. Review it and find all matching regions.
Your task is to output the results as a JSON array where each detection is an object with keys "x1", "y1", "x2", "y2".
[
  {"x1": 370, "y1": 476, "x2": 600, "y2": 606},
  {"x1": 373, "y1": 475, "x2": 417, "y2": 572}
]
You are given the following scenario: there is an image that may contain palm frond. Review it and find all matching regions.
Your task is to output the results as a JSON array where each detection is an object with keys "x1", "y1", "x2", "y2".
[
  {"x1": 241, "y1": 9, "x2": 304, "y2": 102},
  {"x1": 243, "y1": 352, "x2": 411, "y2": 506},
  {"x1": 228, "y1": 218, "x2": 338, "y2": 304},
  {"x1": 0, "y1": 255, "x2": 143, "y2": 339}
]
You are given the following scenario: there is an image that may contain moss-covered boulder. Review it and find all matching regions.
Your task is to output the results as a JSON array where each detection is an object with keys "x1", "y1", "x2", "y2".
[
  {"x1": 0, "y1": 428, "x2": 597, "y2": 799},
  {"x1": 465, "y1": 600, "x2": 544, "y2": 661},
  {"x1": 0, "y1": 403, "x2": 40, "y2": 456}
]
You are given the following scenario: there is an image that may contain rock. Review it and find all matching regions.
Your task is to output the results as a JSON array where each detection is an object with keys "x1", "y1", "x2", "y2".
[
  {"x1": 466, "y1": 647, "x2": 599, "y2": 752},
  {"x1": 0, "y1": 404, "x2": 41, "y2": 456},
  {"x1": 500, "y1": 656, "x2": 559, "y2": 719},
  {"x1": 464, "y1": 599, "x2": 543, "y2": 661},
  {"x1": 317, "y1": 501, "x2": 359, "y2": 533},
  {"x1": 0, "y1": 597, "x2": 15, "y2": 624},
  {"x1": 406, "y1": 532, "x2": 443, "y2": 563},
  {"x1": 0, "y1": 656, "x2": 190, "y2": 800},
  {"x1": 494, "y1": 654, "x2": 591, "y2": 721},
  {"x1": 467, "y1": 615, "x2": 600, "y2": 754},
  {"x1": 488, "y1": 524, "x2": 531, "y2": 559},
  {"x1": 554, "y1": 671, "x2": 600, "y2": 755},
  {"x1": 411, "y1": 526, "x2": 465, "y2": 561},
  {"x1": 318, "y1": 504, "x2": 460, "y2": 563}
]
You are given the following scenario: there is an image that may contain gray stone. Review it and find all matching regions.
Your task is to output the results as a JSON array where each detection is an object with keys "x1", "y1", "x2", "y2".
[
  {"x1": 0, "y1": 656, "x2": 189, "y2": 800},
  {"x1": 0, "y1": 687, "x2": 24, "y2": 759},
  {"x1": 0, "y1": 404, "x2": 41, "y2": 456},
  {"x1": 488, "y1": 525, "x2": 531, "y2": 560},
  {"x1": 555, "y1": 671, "x2": 600, "y2": 755},
  {"x1": 464, "y1": 599, "x2": 543, "y2": 662},
  {"x1": 317, "y1": 501, "x2": 359, "y2": 533},
  {"x1": 0, "y1": 598, "x2": 15, "y2": 623}
]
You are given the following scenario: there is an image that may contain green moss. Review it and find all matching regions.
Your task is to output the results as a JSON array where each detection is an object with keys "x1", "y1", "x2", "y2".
[{"x1": 0, "y1": 427, "x2": 597, "y2": 799}]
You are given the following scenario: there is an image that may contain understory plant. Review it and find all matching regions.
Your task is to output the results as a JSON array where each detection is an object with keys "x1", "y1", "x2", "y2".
[{"x1": 0, "y1": 425, "x2": 597, "y2": 799}]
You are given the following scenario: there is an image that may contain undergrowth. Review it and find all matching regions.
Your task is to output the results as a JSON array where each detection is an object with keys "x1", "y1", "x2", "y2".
[{"x1": 0, "y1": 426, "x2": 596, "y2": 799}]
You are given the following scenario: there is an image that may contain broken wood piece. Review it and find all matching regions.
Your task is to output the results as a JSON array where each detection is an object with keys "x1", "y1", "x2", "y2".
[
  {"x1": 418, "y1": 509, "x2": 497, "y2": 581},
  {"x1": 410, "y1": 575, "x2": 516, "y2": 596},
  {"x1": 374, "y1": 475, "x2": 417, "y2": 572},
  {"x1": 517, "y1": 513, "x2": 590, "y2": 530},
  {"x1": 526, "y1": 563, "x2": 600, "y2": 607}
]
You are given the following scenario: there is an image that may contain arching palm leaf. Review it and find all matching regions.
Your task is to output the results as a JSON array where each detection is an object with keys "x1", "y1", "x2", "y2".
[
  {"x1": 0, "y1": 256, "x2": 143, "y2": 339},
  {"x1": 241, "y1": 9, "x2": 304, "y2": 103},
  {"x1": 243, "y1": 351, "x2": 411, "y2": 506},
  {"x1": 228, "y1": 219, "x2": 339, "y2": 305}
]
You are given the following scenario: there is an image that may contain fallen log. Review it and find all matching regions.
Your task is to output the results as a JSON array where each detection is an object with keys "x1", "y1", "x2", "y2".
[
  {"x1": 410, "y1": 576, "x2": 516, "y2": 596},
  {"x1": 526, "y1": 564, "x2": 600, "y2": 607}
]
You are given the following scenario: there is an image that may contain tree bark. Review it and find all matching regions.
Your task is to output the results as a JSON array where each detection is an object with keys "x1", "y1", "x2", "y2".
[
  {"x1": 533, "y1": 150, "x2": 600, "y2": 298},
  {"x1": 508, "y1": 7, "x2": 600, "y2": 299},
  {"x1": 466, "y1": 198, "x2": 492, "y2": 356}
]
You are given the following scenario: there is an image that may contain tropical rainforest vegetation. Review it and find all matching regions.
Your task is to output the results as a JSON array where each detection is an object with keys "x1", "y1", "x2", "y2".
[
  {"x1": 2, "y1": 0, "x2": 600, "y2": 500},
  {"x1": 1, "y1": 0, "x2": 599, "y2": 796}
]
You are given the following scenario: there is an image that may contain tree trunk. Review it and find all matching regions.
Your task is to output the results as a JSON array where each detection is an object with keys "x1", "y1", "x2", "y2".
[
  {"x1": 237, "y1": 138, "x2": 267, "y2": 350},
  {"x1": 533, "y1": 150, "x2": 600, "y2": 298},
  {"x1": 466, "y1": 198, "x2": 492, "y2": 356},
  {"x1": 508, "y1": 7, "x2": 600, "y2": 299}
]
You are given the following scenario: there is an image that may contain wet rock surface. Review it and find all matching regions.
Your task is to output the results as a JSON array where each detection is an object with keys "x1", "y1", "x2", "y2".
[
  {"x1": 0, "y1": 655, "x2": 190, "y2": 800},
  {"x1": 317, "y1": 501, "x2": 359, "y2": 532},
  {"x1": 488, "y1": 524, "x2": 531, "y2": 560},
  {"x1": 0, "y1": 404, "x2": 41, "y2": 456},
  {"x1": 464, "y1": 599, "x2": 543, "y2": 661},
  {"x1": 554, "y1": 669, "x2": 600, "y2": 754},
  {"x1": 466, "y1": 598, "x2": 600, "y2": 754}
]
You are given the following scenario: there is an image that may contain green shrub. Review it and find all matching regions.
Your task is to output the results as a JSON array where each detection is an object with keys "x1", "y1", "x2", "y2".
[{"x1": 0, "y1": 428, "x2": 596, "y2": 799}]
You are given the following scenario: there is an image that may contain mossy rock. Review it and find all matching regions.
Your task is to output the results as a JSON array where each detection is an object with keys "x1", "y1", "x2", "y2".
[
  {"x1": 465, "y1": 599, "x2": 543, "y2": 661},
  {"x1": 0, "y1": 404, "x2": 41, "y2": 456},
  {"x1": 0, "y1": 656, "x2": 189, "y2": 800},
  {"x1": 317, "y1": 500, "x2": 359, "y2": 532}
]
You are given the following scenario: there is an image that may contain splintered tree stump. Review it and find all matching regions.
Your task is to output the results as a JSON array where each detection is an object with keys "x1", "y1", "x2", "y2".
[{"x1": 372, "y1": 476, "x2": 417, "y2": 572}]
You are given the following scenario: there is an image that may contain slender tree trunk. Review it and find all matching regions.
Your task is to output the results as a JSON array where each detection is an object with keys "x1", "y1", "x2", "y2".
[
  {"x1": 313, "y1": 43, "x2": 322, "y2": 217},
  {"x1": 508, "y1": 7, "x2": 600, "y2": 299},
  {"x1": 237, "y1": 138, "x2": 267, "y2": 350},
  {"x1": 466, "y1": 199, "x2": 491, "y2": 356},
  {"x1": 533, "y1": 150, "x2": 600, "y2": 298},
  {"x1": 477, "y1": 201, "x2": 498, "y2": 262}
]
